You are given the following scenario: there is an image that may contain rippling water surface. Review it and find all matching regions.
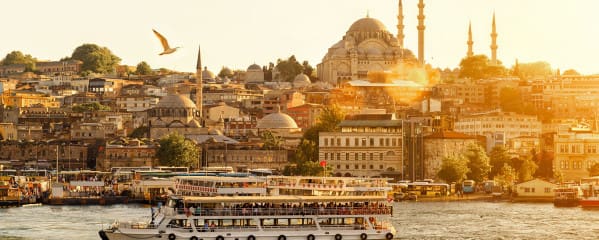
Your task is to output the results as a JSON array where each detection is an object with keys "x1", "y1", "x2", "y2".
[{"x1": 1, "y1": 202, "x2": 599, "y2": 240}]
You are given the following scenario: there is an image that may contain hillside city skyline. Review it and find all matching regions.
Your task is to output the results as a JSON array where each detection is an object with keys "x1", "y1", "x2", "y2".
[{"x1": 1, "y1": 0, "x2": 599, "y2": 74}]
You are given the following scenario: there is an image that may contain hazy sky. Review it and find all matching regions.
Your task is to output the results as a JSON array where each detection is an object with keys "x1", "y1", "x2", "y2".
[{"x1": 2, "y1": 0, "x2": 599, "y2": 74}]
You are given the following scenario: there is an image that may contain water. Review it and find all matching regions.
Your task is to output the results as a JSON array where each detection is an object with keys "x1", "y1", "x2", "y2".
[{"x1": 1, "y1": 202, "x2": 598, "y2": 240}]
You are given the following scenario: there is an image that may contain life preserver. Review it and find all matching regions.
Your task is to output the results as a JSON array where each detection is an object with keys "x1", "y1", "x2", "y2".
[
  {"x1": 335, "y1": 234, "x2": 342, "y2": 240},
  {"x1": 168, "y1": 233, "x2": 176, "y2": 240},
  {"x1": 385, "y1": 233, "x2": 394, "y2": 240},
  {"x1": 216, "y1": 235, "x2": 225, "y2": 240},
  {"x1": 190, "y1": 237, "x2": 198, "y2": 240},
  {"x1": 248, "y1": 235, "x2": 256, "y2": 240},
  {"x1": 360, "y1": 233, "x2": 368, "y2": 240},
  {"x1": 307, "y1": 234, "x2": 315, "y2": 240},
  {"x1": 278, "y1": 235, "x2": 286, "y2": 240}
]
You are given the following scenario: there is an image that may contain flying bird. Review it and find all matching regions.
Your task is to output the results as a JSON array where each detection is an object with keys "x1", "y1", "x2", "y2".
[{"x1": 152, "y1": 29, "x2": 180, "y2": 55}]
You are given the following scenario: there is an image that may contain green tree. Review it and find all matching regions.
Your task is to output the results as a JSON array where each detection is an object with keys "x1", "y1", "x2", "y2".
[
  {"x1": 275, "y1": 55, "x2": 303, "y2": 82},
  {"x1": 135, "y1": 61, "x2": 152, "y2": 75},
  {"x1": 533, "y1": 150, "x2": 553, "y2": 179},
  {"x1": 283, "y1": 139, "x2": 329, "y2": 176},
  {"x1": 1, "y1": 51, "x2": 37, "y2": 71},
  {"x1": 494, "y1": 163, "x2": 516, "y2": 189},
  {"x1": 69, "y1": 43, "x2": 121, "y2": 73},
  {"x1": 464, "y1": 143, "x2": 491, "y2": 182},
  {"x1": 499, "y1": 87, "x2": 525, "y2": 113},
  {"x1": 72, "y1": 102, "x2": 111, "y2": 112},
  {"x1": 489, "y1": 145, "x2": 512, "y2": 179},
  {"x1": 218, "y1": 67, "x2": 234, "y2": 79},
  {"x1": 437, "y1": 155, "x2": 469, "y2": 184},
  {"x1": 302, "y1": 61, "x2": 315, "y2": 79},
  {"x1": 261, "y1": 130, "x2": 283, "y2": 150},
  {"x1": 156, "y1": 132, "x2": 199, "y2": 167},
  {"x1": 458, "y1": 54, "x2": 507, "y2": 79},
  {"x1": 518, "y1": 156, "x2": 538, "y2": 182},
  {"x1": 517, "y1": 61, "x2": 552, "y2": 79},
  {"x1": 588, "y1": 162, "x2": 599, "y2": 177}
]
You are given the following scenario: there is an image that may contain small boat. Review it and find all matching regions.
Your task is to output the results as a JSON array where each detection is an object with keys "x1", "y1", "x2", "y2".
[{"x1": 579, "y1": 197, "x2": 599, "y2": 208}]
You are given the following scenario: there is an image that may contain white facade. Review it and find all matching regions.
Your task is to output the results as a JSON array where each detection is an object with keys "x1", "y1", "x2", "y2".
[
  {"x1": 515, "y1": 179, "x2": 556, "y2": 198},
  {"x1": 454, "y1": 111, "x2": 542, "y2": 151}
]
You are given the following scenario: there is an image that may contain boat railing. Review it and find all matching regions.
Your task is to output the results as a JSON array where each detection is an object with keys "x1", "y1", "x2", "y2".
[{"x1": 166, "y1": 206, "x2": 392, "y2": 217}]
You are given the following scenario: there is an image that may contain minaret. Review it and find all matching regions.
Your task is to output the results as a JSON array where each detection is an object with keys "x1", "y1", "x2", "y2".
[
  {"x1": 417, "y1": 0, "x2": 425, "y2": 65},
  {"x1": 490, "y1": 12, "x2": 498, "y2": 65},
  {"x1": 195, "y1": 45, "x2": 203, "y2": 119},
  {"x1": 467, "y1": 21, "x2": 474, "y2": 57},
  {"x1": 397, "y1": 0, "x2": 405, "y2": 47}
]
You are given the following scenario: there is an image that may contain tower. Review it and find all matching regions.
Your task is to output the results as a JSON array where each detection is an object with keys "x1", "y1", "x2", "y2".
[
  {"x1": 195, "y1": 45, "x2": 203, "y2": 119},
  {"x1": 417, "y1": 0, "x2": 425, "y2": 65},
  {"x1": 397, "y1": 0, "x2": 405, "y2": 47},
  {"x1": 467, "y1": 21, "x2": 474, "y2": 57},
  {"x1": 490, "y1": 12, "x2": 498, "y2": 65}
]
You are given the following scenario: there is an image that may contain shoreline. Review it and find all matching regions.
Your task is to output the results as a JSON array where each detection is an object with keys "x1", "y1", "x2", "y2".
[{"x1": 397, "y1": 193, "x2": 554, "y2": 203}]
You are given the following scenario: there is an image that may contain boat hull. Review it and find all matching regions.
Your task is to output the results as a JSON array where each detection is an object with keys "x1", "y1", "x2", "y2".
[
  {"x1": 579, "y1": 199, "x2": 599, "y2": 208},
  {"x1": 101, "y1": 229, "x2": 396, "y2": 240}
]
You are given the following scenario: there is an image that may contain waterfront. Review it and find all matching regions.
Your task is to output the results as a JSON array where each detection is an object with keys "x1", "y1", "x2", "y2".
[{"x1": 1, "y1": 201, "x2": 598, "y2": 240}]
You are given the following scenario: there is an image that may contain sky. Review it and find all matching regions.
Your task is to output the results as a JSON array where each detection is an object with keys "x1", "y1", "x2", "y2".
[{"x1": 2, "y1": 0, "x2": 599, "y2": 74}]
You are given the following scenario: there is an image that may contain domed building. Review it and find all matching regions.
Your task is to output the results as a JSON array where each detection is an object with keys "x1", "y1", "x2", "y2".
[
  {"x1": 202, "y1": 67, "x2": 216, "y2": 82},
  {"x1": 255, "y1": 105, "x2": 302, "y2": 147},
  {"x1": 292, "y1": 73, "x2": 311, "y2": 89},
  {"x1": 246, "y1": 64, "x2": 264, "y2": 83},
  {"x1": 148, "y1": 91, "x2": 208, "y2": 139},
  {"x1": 317, "y1": 0, "x2": 423, "y2": 86}
]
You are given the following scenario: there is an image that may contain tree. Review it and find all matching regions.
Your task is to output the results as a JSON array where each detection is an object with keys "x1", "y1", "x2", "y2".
[
  {"x1": 69, "y1": 43, "x2": 121, "y2": 73},
  {"x1": 261, "y1": 130, "x2": 282, "y2": 150},
  {"x1": 302, "y1": 61, "x2": 315, "y2": 79},
  {"x1": 275, "y1": 55, "x2": 303, "y2": 82},
  {"x1": 156, "y1": 132, "x2": 199, "y2": 167},
  {"x1": 315, "y1": 105, "x2": 345, "y2": 133},
  {"x1": 458, "y1": 54, "x2": 507, "y2": 79},
  {"x1": 499, "y1": 87, "x2": 525, "y2": 113},
  {"x1": 283, "y1": 139, "x2": 328, "y2": 176},
  {"x1": 518, "y1": 156, "x2": 538, "y2": 182},
  {"x1": 72, "y1": 102, "x2": 111, "y2": 112},
  {"x1": 494, "y1": 163, "x2": 516, "y2": 190},
  {"x1": 533, "y1": 150, "x2": 553, "y2": 179},
  {"x1": 489, "y1": 145, "x2": 512, "y2": 179},
  {"x1": 464, "y1": 143, "x2": 491, "y2": 182},
  {"x1": 437, "y1": 155, "x2": 469, "y2": 184},
  {"x1": 1, "y1": 51, "x2": 36, "y2": 71},
  {"x1": 218, "y1": 67, "x2": 234, "y2": 79},
  {"x1": 135, "y1": 61, "x2": 152, "y2": 75},
  {"x1": 588, "y1": 162, "x2": 599, "y2": 177},
  {"x1": 517, "y1": 61, "x2": 552, "y2": 79}
]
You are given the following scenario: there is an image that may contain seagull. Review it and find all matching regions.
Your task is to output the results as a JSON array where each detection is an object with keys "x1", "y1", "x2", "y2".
[{"x1": 152, "y1": 29, "x2": 180, "y2": 55}]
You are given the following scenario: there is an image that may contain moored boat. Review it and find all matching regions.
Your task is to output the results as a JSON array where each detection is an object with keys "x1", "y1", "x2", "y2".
[{"x1": 553, "y1": 185, "x2": 582, "y2": 207}]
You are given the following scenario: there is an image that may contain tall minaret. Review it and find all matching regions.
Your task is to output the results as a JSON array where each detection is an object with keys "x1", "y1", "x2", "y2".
[
  {"x1": 490, "y1": 12, "x2": 498, "y2": 65},
  {"x1": 417, "y1": 0, "x2": 425, "y2": 65},
  {"x1": 195, "y1": 45, "x2": 203, "y2": 119},
  {"x1": 467, "y1": 21, "x2": 474, "y2": 57},
  {"x1": 397, "y1": 0, "x2": 405, "y2": 47}
]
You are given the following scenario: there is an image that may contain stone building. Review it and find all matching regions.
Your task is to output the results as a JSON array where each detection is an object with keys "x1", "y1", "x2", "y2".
[
  {"x1": 319, "y1": 114, "x2": 403, "y2": 177},
  {"x1": 423, "y1": 130, "x2": 478, "y2": 180},
  {"x1": 554, "y1": 124, "x2": 599, "y2": 182}
]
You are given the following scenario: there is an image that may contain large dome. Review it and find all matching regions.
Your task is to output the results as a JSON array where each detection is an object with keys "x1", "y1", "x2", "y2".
[
  {"x1": 347, "y1": 17, "x2": 388, "y2": 33},
  {"x1": 156, "y1": 94, "x2": 197, "y2": 109},
  {"x1": 247, "y1": 64, "x2": 261, "y2": 71},
  {"x1": 257, "y1": 111, "x2": 299, "y2": 129}
]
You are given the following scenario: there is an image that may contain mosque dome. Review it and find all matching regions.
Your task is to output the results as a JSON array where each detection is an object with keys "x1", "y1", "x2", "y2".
[
  {"x1": 247, "y1": 64, "x2": 262, "y2": 71},
  {"x1": 293, "y1": 73, "x2": 311, "y2": 88},
  {"x1": 202, "y1": 67, "x2": 216, "y2": 80},
  {"x1": 347, "y1": 17, "x2": 388, "y2": 33},
  {"x1": 156, "y1": 94, "x2": 197, "y2": 109},
  {"x1": 256, "y1": 107, "x2": 299, "y2": 129}
]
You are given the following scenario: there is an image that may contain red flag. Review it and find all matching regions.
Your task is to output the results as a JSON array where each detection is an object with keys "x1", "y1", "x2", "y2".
[{"x1": 319, "y1": 160, "x2": 327, "y2": 167}]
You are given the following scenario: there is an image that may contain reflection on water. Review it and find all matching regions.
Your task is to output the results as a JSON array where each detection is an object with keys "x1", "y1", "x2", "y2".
[
  {"x1": 1, "y1": 202, "x2": 599, "y2": 240},
  {"x1": 394, "y1": 201, "x2": 599, "y2": 240}
]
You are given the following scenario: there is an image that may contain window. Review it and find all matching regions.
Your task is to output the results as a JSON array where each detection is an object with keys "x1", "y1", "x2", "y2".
[
  {"x1": 379, "y1": 165, "x2": 384, "y2": 169},
  {"x1": 369, "y1": 165, "x2": 374, "y2": 169},
  {"x1": 362, "y1": 153, "x2": 366, "y2": 161},
  {"x1": 324, "y1": 138, "x2": 328, "y2": 146},
  {"x1": 346, "y1": 138, "x2": 350, "y2": 146},
  {"x1": 337, "y1": 138, "x2": 341, "y2": 146},
  {"x1": 346, "y1": 153, "x2": 349, "y2": 161},
  {"x1": 362, "y1": 164, "x2": 366, "y2": 169},
  {"x1": 370, "y1": 138, "x2": 374, "y2": 146},
  {"x1": 544, "y1": 187, "x2": 551, "y2": 193},
  {"x1": 336, "y1": 165, "x2": 341, "y2": 169},
  {"x1": 361, "y1": 138, "x2": 367, "y2": 146},
  {"x1": 370, "y1": 153, "x2": 373, "y2": 161},
  {"x1": 346, "y1": 165, "x2": 350, "y2": 169}
]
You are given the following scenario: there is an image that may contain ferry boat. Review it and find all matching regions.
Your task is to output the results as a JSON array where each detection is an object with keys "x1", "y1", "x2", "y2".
[
  {"x1": 553, "y1": 185, "x2": 582, "y2": 207},
  {"x1": 99, "y1": 176, "x2": 397, "y2": 240}
]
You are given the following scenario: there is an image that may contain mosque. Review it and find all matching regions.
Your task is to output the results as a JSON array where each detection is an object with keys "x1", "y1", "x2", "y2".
[{"x1": 317, "y1": 0, "x2": 500, "y2": 85}]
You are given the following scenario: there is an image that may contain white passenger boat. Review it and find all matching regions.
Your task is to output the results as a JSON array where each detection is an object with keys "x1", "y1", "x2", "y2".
[
  {"x1": 99, "y1": 195, "x2": 396, "y2": 240},
  {"x1": 99, "y1": 176, "x2": 397, "y2": 240}
]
